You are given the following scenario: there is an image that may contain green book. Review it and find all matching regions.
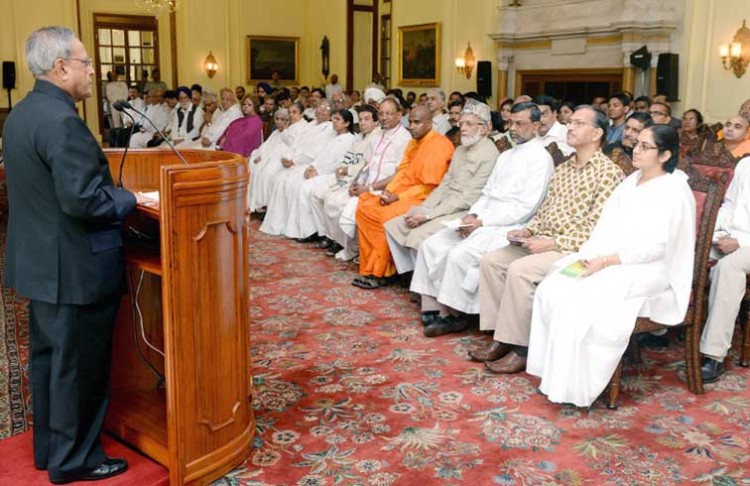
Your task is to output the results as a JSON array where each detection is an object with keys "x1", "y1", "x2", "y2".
[{"x1": 560, "y1": 260, "x2": 586, "y2": 278}]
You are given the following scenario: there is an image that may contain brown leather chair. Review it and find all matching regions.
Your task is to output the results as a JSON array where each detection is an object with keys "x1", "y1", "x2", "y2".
[
  {"x1": 607, "y1": 170, "x2": 725, "y2": 408},
  {"x1": 494, "y1": 136, "x2": 512, "y2": 155},
  {"x1": 608, "y1": 147, "x2": 636, "y2": 176}
]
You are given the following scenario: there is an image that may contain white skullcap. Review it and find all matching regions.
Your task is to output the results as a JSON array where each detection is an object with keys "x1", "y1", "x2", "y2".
[
  {"x1": 364, "y1": 87, "x2": 386, "y2": 104},
  {"x1": 461, "y1": 99, "x2": 491, "y2": 125}
]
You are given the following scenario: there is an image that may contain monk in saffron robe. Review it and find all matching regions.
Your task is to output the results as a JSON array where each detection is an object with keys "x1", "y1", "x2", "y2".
[{"x1": 353, "y1": 106, "x2": 454, "y2": 289}]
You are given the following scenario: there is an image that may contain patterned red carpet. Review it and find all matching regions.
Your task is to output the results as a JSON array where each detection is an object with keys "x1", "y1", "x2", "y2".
[
  {"x1": 217, "y1": 221, "x2": 750, "y2": 485},
  {"x1": 2, "y1": 215, "x2": 750, "y2": 484}
]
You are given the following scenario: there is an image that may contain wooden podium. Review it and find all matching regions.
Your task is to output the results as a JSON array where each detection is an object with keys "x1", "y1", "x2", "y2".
[{"x1": 103, "y1": 149, "x2": 254, "y2": 485}]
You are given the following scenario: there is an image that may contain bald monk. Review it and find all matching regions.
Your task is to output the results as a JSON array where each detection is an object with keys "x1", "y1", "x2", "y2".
[
  {"x1": 739, "y1": 98, "x2": 750, "y2": 123},
  {"x1": 353, "y1": 106, "x2": 454, "y2": 289},
  {"x1": 724, "y1": 115, "x2": 750, "y2": 158}
]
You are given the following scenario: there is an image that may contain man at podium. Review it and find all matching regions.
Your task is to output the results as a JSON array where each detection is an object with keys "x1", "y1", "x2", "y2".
[{"x1": 2, "y1": 27, "x2": 144, "y2": 484}]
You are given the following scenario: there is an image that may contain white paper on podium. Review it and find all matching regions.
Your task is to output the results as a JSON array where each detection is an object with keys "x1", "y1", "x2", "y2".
[{"x1": 139, "y1": 191, "x2": 160, "y2": 202}]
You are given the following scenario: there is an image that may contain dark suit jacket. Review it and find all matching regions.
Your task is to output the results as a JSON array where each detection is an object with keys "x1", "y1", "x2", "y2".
[{"x1": 2, "y1": 80, "x2": 137, "y2": 305}]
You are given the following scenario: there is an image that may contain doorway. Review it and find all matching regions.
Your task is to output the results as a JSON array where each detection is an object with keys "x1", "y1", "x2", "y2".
[
  {"x1": 347, "y1": 0, "x2": 378, "y2": 92},
  {"x1": 516, "y1": 69, "x2": 623, "y2": 104}
]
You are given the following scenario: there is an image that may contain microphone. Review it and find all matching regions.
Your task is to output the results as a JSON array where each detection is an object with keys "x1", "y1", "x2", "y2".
[
  {"x1": 113, "y1": 101, "x2": 189, "y2": 175},
  {"x1": 113, "y1": 104, "x2": 139, "y2": 188}
]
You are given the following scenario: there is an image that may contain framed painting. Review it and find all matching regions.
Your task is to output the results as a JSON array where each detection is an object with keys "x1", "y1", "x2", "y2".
[
  {"x1": 246, "y1": 35, "x2": 299, "y2": 84},
  {"x1": 397, "y1": 23, "x2": 440, "y2": 86}
]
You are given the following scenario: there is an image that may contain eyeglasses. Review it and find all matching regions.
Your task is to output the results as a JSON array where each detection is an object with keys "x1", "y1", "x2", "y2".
[
  {"x1": 457, "y1": 120, "x2": 485, "y2": 128},
  {"x1": 566, "y1": 119, "x2": 594, "y2": 129},
  {"x1": 634, "y1": 141, "x2": 659, "y2": 152},
  {"x1": 649, "y1": 110, "x2": 667, "y2": 117},
  {"x1": 64, "y1": 57, "x2": 93, "y2": 68},
  {"x1": 507, "y1": 120, "x2": 532, "y2": 128}
]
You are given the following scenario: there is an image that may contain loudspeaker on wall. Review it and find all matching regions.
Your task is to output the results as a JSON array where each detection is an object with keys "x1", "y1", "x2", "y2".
[
  {"x1": 656, "y1": 53, "x2": 679, "y2": 101},
  {"x1": 2, "y1": 61, "x2": 16, "y2": 90},
  {"x1": 476, "y1": 61, "x2": 492, "y2": 98}
]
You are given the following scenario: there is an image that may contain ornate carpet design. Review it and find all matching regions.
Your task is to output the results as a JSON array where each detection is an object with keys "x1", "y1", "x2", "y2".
[{"x1": 218, "y1": 222, "x2": 750, "y2": 485}]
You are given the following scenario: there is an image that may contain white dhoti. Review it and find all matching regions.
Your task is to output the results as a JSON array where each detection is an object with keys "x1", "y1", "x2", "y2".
[
  {"x1": 411, "y1": 226, "x2": 514, "y2": 315},
  {"x1": 310, "y1": 175, "x2": 339, "y2": 236},
  {"x1": 284, "y1": 173, "x2": 332, "y2": 239},
  {"x1": 129, "y1": 131, "x2": 153, "y2": 148},
  {"x1": 249, "y1": 159, "x2": 287, "y2": 212},
  {"x1": 527, "y1": 255, "x2": 669, "y2": 407}
]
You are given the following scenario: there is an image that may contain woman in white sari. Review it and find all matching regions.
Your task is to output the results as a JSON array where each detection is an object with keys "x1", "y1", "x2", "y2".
[
  {"x1": 248, "y1": 102, "x2": 309, "y2": 212},
  {"x1": 527, "y1": 125, "x2": 696, "y2": 408},
  {"x1": 247, "y1": 107, "x2": 290, "y2": 211}
]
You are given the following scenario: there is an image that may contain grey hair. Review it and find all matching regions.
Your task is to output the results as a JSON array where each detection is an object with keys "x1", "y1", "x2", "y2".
[
  {"x1": 428, "y1": 88, "x2": 446, "y2": 102},
  {"x1": 202, "y1": 90, "x2": 218, "y2": 103},
  {"x1": 25, "y1": 26, "x2": 76, "y2": 78},
  {"x1": 275, "y1": 107, "x2": 290, "y2": 119}
]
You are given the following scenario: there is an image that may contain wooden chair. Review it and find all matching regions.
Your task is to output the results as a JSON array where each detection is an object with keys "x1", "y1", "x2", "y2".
[
  {"x1": 607, "y1": 169, "x2": 725, "y2": 408},
  {"x1": 545, "y1": 142, "x2": 570, "y2": 167},
  {"x1": 493, "y1": 135, "x2": 512, "y2": 155},
  {"x1": 740, "y1": 284, "x2": 750, "y2": 367}
]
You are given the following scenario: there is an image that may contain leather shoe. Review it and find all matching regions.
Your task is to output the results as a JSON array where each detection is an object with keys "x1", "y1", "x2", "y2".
[
  {"x1": 484, "y1": 351, "x2": 527, "y2": 374},
  {"x1": 637, "y1": 332, "x2": 669, "y2": 349},
  {"x1": 421, "y1": 311, "x2": 439, "y2": 326},
  {"x1": 701, "y1": 357, "x2": 725, "y2": 384},
  {"x1": 424, "y1": 315, "x2": 469, "y2": 337},
  {"x1": 326, "y1": 243, "x2": 344, "y2": 256},
  {"x1": 50, "y1": 458, "x2": 129, "y2": 484},
  {"x1": 469, "y1": 341, "x2": 512, "y2": 362},
  {"x1": 316, "y1": 238, "x2": 333, "y2": 249}
]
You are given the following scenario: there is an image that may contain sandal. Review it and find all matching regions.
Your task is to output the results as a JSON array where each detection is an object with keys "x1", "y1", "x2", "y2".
[{"x1": 352, "y1": 275, "x2": 389, "y2": 289}]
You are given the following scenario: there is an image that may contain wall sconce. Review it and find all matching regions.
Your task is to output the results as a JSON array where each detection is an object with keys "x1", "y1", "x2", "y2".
[
  {"x1": 455, "y1": 43, "x2": 476, "y2": 79},
  {"x1": 720, "y1": 19, "x2": 750, "y2": 78},
  {"x1": 204, "y1": 51, "x2": 218, "y2": 78}
]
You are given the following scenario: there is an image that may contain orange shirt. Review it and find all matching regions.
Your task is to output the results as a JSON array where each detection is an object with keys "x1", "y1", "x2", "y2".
[{"x1": 385, "y1": 129, "x2": 454, "y2": 202}]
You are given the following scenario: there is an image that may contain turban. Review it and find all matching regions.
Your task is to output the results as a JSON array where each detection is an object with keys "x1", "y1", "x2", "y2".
[
  {"x1": 176, "y1": 86, "x2": 191, "y2": 99},
  {"x1": 364, "y1": 87, "x2": 386, "y2": 104},
  {"x1": 257, "y1": 82, "x2": 273, "y2": 94},
  {"x1": 461, "y1": 98, "x2": 492, "y2": 126}
]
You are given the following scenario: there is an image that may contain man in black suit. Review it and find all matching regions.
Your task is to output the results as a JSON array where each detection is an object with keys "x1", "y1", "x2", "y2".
[{"x1": 2, "y1": 26, "x2": 144, "y2": 484}]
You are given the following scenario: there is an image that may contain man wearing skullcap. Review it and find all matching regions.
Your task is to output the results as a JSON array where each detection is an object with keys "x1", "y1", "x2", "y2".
[{"x1": 384, "y1": 99, "x2": 499, "y2": 274}]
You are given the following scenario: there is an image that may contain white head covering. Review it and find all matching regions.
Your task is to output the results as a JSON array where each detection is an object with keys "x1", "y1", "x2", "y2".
[
  {"x1": 461, "y1": 99, "x2": 491, "y2": 126},
  {"x1": 364, "y1": 87, "x2": 386, "y2": 104}
]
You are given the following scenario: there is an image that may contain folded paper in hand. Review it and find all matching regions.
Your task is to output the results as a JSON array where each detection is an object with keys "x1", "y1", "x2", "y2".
[{"x1": 560, "y1": 260, "x2": 586, "y2": 278}]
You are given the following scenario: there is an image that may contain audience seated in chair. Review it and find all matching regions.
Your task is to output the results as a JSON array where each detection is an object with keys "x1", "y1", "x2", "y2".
[
  {"x1": 679, "y1": 108, "x2": 716, "y2": 158},
  {"x1": 309, "y1": 105, "x2": 383, "y2": 258},
  {"x1": 700, "y1": 154, "x2": 750, "y2": 383},
  {"x1": 426, "y1": 88, "x2": 451, "y2": 135},
  {"x1": 128, "y1": 88, "x2": 170, "y2": 148},
  {"x1": 183, "y1": 88, "x2": 242, "y2": 150},
  {"x1": 722, "y1": 115, "x2": 750, "y2": 158},
  {"x1": 535, "y1": 95, "x2": 574, "y2": 156},
  {"x1": 468, "y1": 105, "x2": 624, "y2": 374},
  {"x1": 352, "y1": 106, "x2": 454, "y2": 289},
  {"x1": 247, "y1": 107, "x2": 292, "y2": 212},
  {"x1": 606, "y1": 92, "x2": 631, "y2": 145},
  {"x1": 412, "y1": 102, "x2": 554, "y2": 336},
  {"x1": 164, "y1": 85, "x2": 203, "y2": 147},
  {"x1": 527, "y1": 125, "x2": 695, "y2": 407},
  {"x1": 384, "y1": 99, "x2": 499, "y2": 275},
  {"x1": 604, "y1": 111, "x2": 653, "y2": 163},
  {"x1": 216, "y1": 94, "x2": 263, "y2": 157}
]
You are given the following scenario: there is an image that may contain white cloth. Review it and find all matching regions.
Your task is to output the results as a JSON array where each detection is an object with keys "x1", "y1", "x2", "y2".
[
  {"x1": 129, "y1": 102, "x2": 171, "y2": 148},
  {"x1": 538, "y1": 121, "x2": 573, "y2": 156},
  {"x1": 277, "y1": 132, "x2": 356, "y2": 238},
  {"x1": 714, "y1": 156, "x2": 750, "y2": 246},
  {"x1": 168, "y1": 104, "x2": 204, "y2": 145},
  {"x1": 182, "y1": 104, "x2": 243, "y2": 149},
  {"x1": 260, "y1": 121, "x2": 337, "y2": 235},
  {"x1": 248, "y1": 128, "x2": 295, "y2": 211},
  {"x1": 105, "y1": 81, "x2": 128, "y2": 128},
  {"x1": 325, "y1": 83, "x2": 343, "y2": 100},
  {"x1": 527, "y1": 169, "x2": 696, "y2": 407},
  {"x1": 123, "y1": 97, "x2": 146, "y2": 127},
  {"x1": 410, "y1": 137, "x2": 554, "y2": 314},
  {"x1": 432, "y1": 113, "x2": 451, "y2": 135}
]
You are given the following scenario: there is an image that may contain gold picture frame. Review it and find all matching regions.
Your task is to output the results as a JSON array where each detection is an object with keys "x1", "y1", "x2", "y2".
[
  {"x1": 397, "y1": 23, "x2": 441, "y2": 87},
  {"x1": 246, "y1": 35, "x2": 299, "y2": 85}
]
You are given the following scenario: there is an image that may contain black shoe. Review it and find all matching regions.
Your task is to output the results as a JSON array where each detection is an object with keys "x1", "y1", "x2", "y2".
[
  {"x1": 50, "y1": 458, "x2": 129, "y2": 484},
  {"x1": 326, "y1": 243, "x2": 344, "y2": 256},
  {"x1": 701, "y1": 358, "x2": 725, "y2": 384},
  {"x1": 421, "y1": 311, "x2": 439, "y2": 326},
  {"x1": 296, "y1": 234, "x2": 320, "y2": 243},
  {"x1": 316, "y1": 238, "x2": 333, "y2": 249},
  {"x1": 637, "y1": 332, "x2": 669, "y2": 349},
  {"x1": 424, "y1": 315, "x2": 470, "y2": 337}
]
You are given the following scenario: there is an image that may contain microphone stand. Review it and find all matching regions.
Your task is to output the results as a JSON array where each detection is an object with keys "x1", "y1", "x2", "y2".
[
  {"x1": 113, "y1": 101, "x2": 189, "y2": 170},
  {"x1": 114, "y1": 109, "x2": 140, "y2": 188}
]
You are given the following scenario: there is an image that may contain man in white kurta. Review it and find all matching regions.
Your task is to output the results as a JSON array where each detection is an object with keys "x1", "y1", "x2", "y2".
[
  {"x1": 277, "y1": 113, "x2": 356, "y2": 239},
  {"x1": 385, "y1": 100, "x2": 500, "y2": 274},
  {"x1": 260, "y1": 100, "x2": 335, "y2": 235},
  {"x1": 105, "y1": 74, "x2": 128, "y2": 129},
  {"x1": 527, "y1": 163, "x2": 695, "y2": 407},
  {"x1": 182, "y1": 89, "x2": 243, "y2": 150},
  {"x1": 167, "y1": 87, "x2": 204, "y2": 146},
  {"x1": 309, "y1": 105, "x2": 381, "y2": 254},
  {"x1": 426, "y1": 88, "x2": 451, "y2": 135},
  {"x1": 322, "y1": 98, "x2": 411, "y2": 258},
  {"x1": 413, "y1": 102, "x2": 553, "y2": 332},
  {"x1": 700, "y1": 155, "x2": 750, "y2": 382},
  {"x1": 249, "y1": 106, "x2": 309, "y2": 212},
  {"x1": 129, "y1": 89, "x2": 171, "y2": 148}
]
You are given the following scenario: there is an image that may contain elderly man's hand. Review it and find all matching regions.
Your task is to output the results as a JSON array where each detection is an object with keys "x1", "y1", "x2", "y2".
[
  {"x1": 404, "y1": 213, "x2": 428, "y2": 228},
  {"x1": 201, "y1": 136, "x2": 211, "y2": 147},
  {"x1": 523, "y1": 237, "x2": 556, "y2": 254},
  {"x1": 349, "y1": 184, "x2": 367, "y2": 197},
  {"x1": 380, "y1": 190, "x2": 399, "y2": 206},
  {"x1": 458, "y1": 214, "x2": 482, "y2": 238},
  {"x1": 715, "y1": 236, "x2": 740, "y2": 255},
  {"x1": 304, "y1": 166, "x2": 318, "y2": 179},
  {"x1": 281, "y1": 158, "x2": 295, "y2": 168}
]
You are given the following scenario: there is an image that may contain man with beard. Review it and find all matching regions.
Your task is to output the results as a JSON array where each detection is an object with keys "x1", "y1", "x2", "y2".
[
  {"x1": 384, "y1": 99, "x2": 499, "y2": 274},
  {"x1": 411, "y1": 102, "x2": 554, "y2": 335}
]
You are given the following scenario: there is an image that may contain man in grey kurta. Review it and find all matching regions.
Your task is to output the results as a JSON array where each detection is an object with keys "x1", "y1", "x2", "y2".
[{"x1": 385, "y1": 100, "x2": 499, "y2": 273}]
